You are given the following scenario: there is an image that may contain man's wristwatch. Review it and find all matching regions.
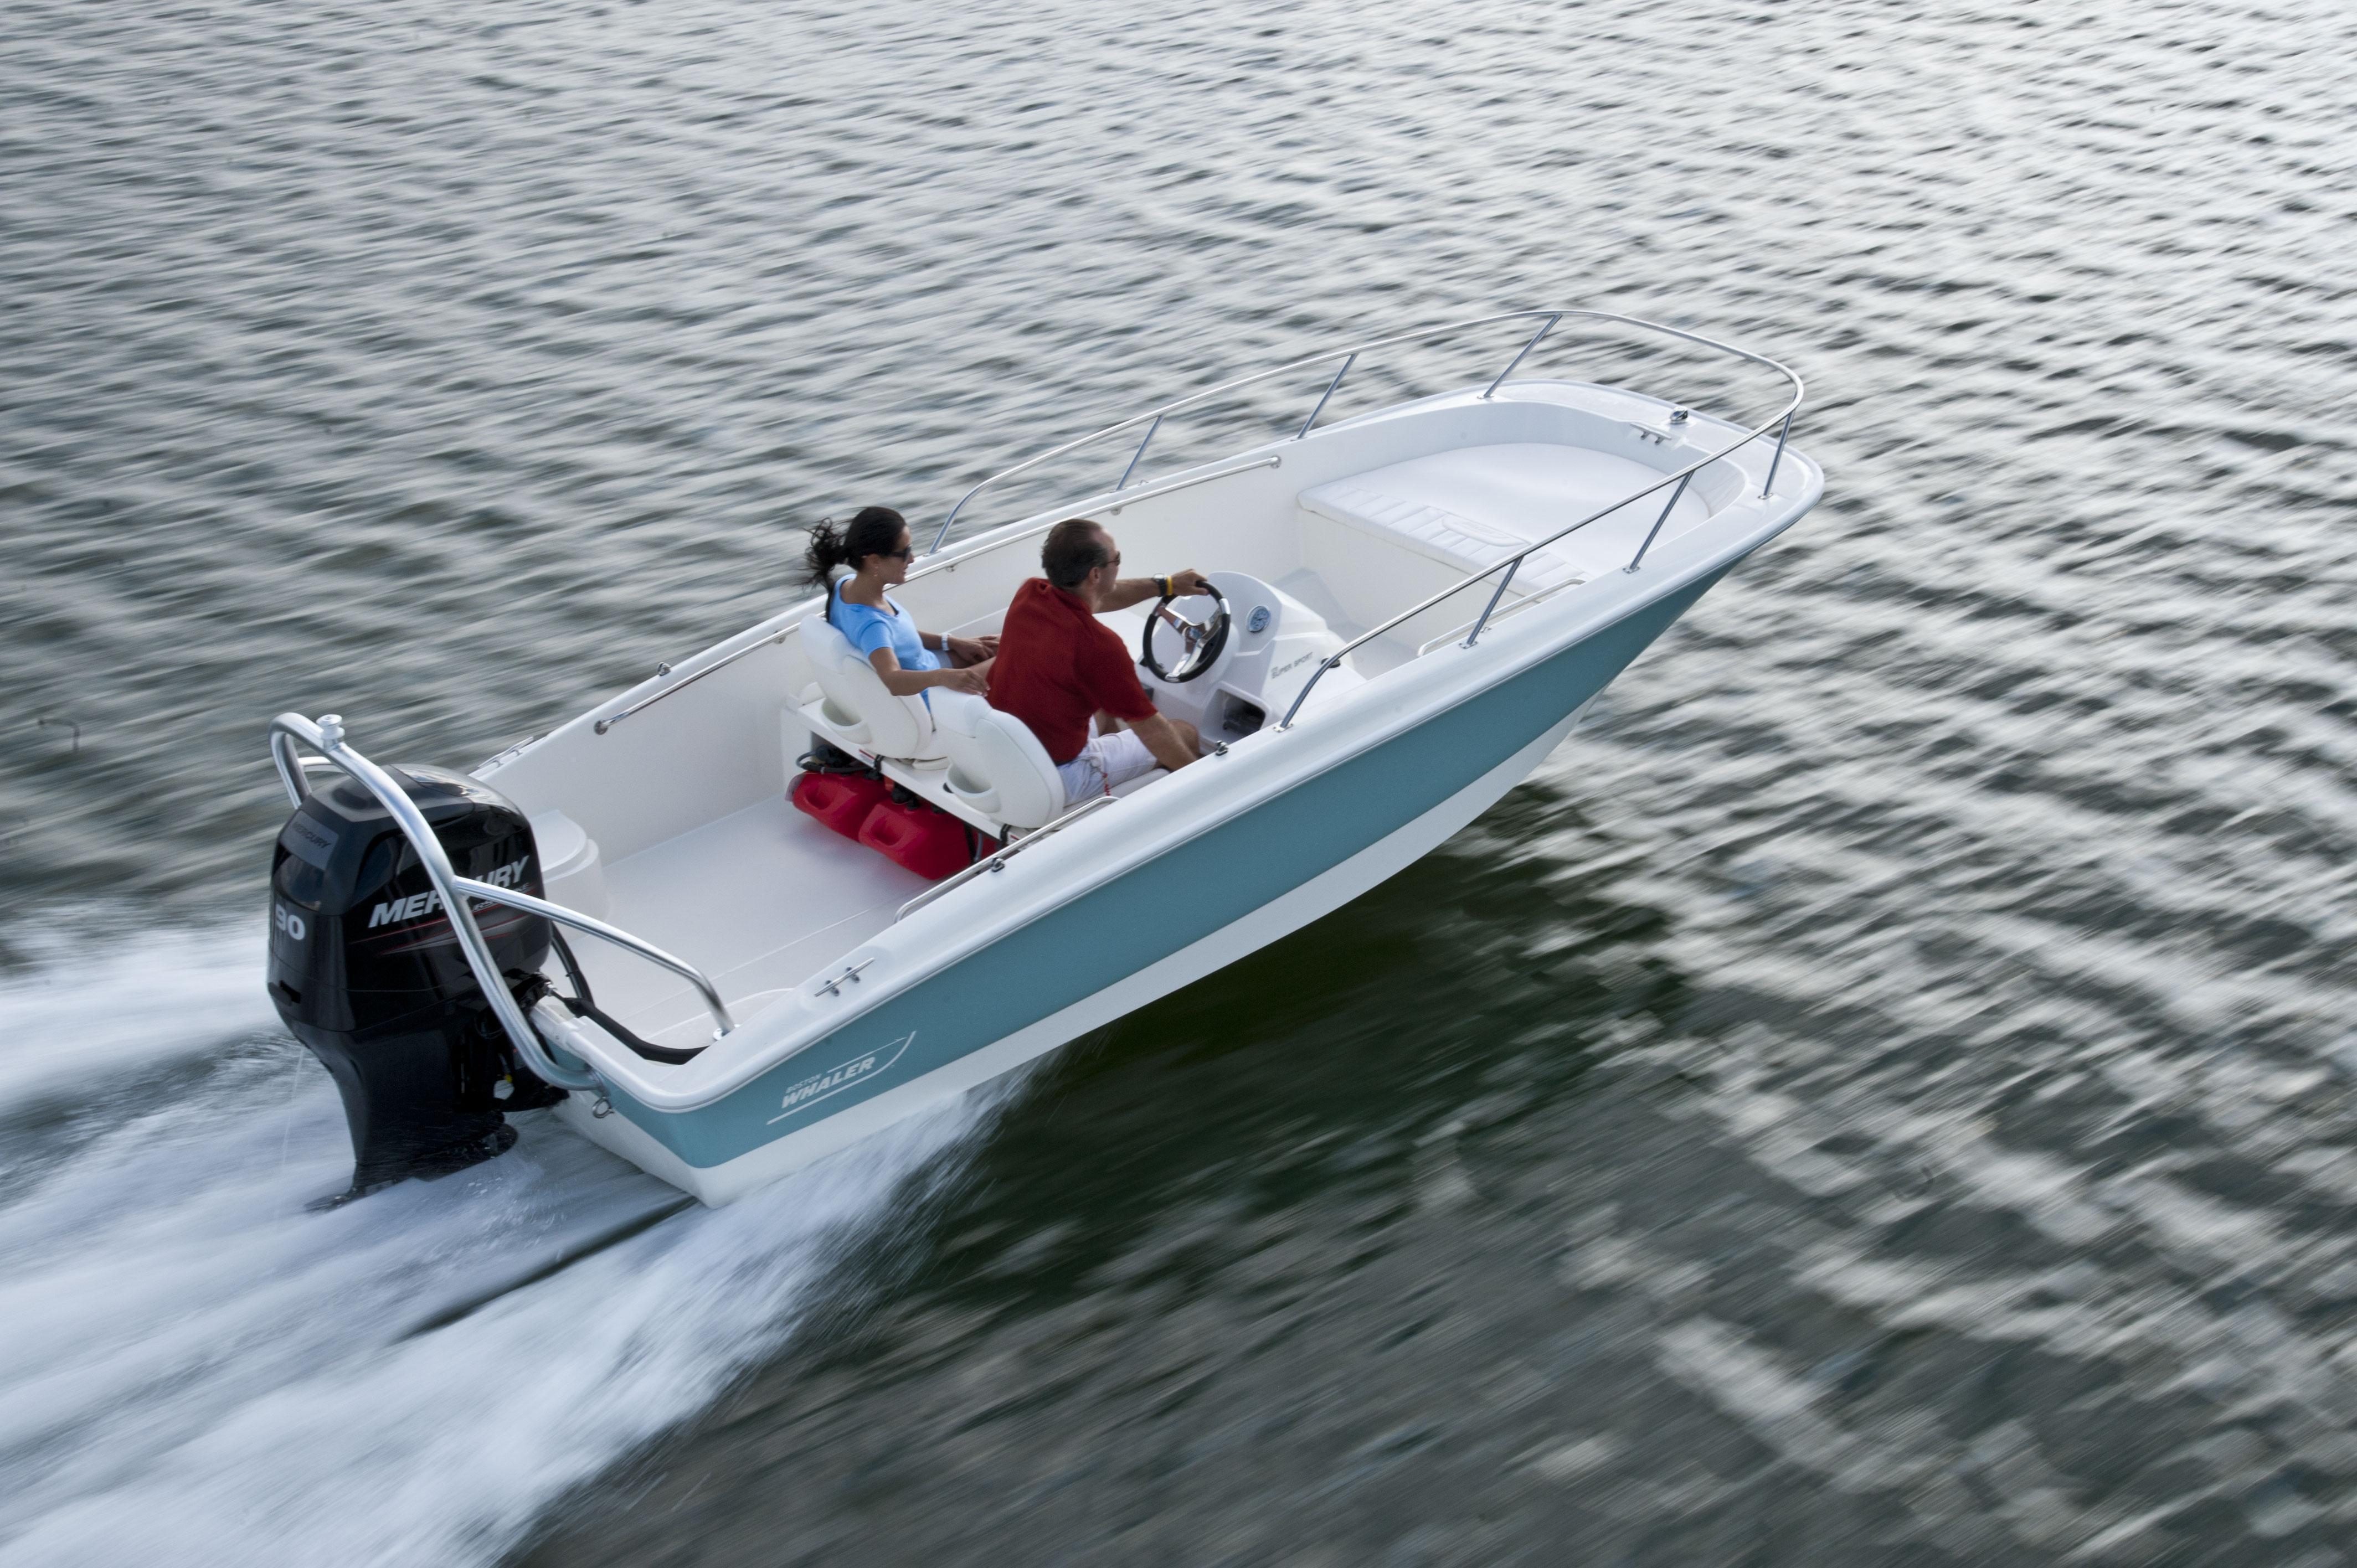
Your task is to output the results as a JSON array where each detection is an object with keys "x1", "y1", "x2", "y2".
[{"x1": 1155, "y1": 574, "x2": 1172, "y2": 598}]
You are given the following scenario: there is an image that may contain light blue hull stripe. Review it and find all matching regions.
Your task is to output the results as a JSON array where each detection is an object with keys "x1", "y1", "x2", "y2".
[{"x1": 610, "y1": 576, "x2": 1717, "y2": 1168}]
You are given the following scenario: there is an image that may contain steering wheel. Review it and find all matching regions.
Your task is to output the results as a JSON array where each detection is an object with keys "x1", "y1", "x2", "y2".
[{"x1": 1140, "y1": 580, "x2": 1230, "y2": 683}]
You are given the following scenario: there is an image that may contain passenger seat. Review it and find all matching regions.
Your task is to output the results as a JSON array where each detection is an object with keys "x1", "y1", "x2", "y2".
[
  {"x1": 797, "y1": 613, "x2": 945, "y2": 764},
  {"x1": 929, "y1": 692, "x2": 1065, "y2": 832}
]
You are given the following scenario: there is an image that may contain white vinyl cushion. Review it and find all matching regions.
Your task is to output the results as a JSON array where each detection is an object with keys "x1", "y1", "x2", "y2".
[
  {"x1": 799, "y1": 612, "x2": 941, "y2": 761},
  {"x1": 930, "y1": 691, "x2": 1066, "y2": 832},
  {"x1": 1298, "y1": 442, "x2": 1710, "y2": 587}
]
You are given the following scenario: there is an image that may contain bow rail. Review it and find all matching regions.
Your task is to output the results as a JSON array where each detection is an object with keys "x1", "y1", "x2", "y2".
[
  {"x1": 591, "y1": 307, "x2": 1798, "y2": 739},
  {"x1": 1274, "y1": 314, "x2": 1804, "y2": 729}
]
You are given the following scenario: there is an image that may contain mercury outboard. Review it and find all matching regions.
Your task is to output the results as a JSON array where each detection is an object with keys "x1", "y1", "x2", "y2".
[{"x1": 266, "y1": 763, "x2": 565, "y2": 1199}]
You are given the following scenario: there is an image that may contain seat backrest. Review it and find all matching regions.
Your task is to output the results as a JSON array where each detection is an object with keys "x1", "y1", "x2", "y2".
[
  {"x1": 930, "y1": 692, "x2": 1066, "y2": 831},
  {"x1": 800, "y1": 611, "x2": 937, "y2": 759},
  {"x1": 799, "y1": 612, "x2": 873, "y2": 745}
]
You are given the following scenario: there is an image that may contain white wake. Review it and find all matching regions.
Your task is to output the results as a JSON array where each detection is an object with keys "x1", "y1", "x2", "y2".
[{"x1": 0, "y1": 919, "x2": 998, "y2": 1567}]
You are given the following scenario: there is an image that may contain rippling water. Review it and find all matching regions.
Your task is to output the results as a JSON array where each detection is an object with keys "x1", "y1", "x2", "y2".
[{"x1": 6, "y1": 0, "x2": 2356, "y2": 1561}]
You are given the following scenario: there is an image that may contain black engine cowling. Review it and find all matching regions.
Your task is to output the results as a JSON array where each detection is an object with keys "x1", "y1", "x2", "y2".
[{"x1": 266, "y1": 765, "x2": 563, "y2": 1198}]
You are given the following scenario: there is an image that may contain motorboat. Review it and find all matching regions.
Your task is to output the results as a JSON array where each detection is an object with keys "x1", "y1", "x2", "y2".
[{"x1": 261, "y1": 310, "x2": 1822, "y2": 1205}]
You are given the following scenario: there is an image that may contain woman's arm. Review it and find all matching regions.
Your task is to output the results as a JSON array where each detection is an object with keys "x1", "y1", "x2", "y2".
[
  {"x1": 941, "y1": 633, "x2": 997, "y2": 667},
  {"x1": 868, "y1": 648, "x2": 987, "y2": 696},
  {"x1": 919, "y1": 628, "x2": 998, "y2": 666}
]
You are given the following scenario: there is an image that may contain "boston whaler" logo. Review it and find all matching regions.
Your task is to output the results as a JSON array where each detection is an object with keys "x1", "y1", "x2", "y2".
[{"x1": 766, "y1": 1031, "x2": 915, "y2": 1125}]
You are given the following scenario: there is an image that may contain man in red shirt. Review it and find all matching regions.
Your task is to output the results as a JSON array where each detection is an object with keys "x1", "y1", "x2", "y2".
[{"x1": 989, "y1": 518, "x2": 1206, "y2": 802}]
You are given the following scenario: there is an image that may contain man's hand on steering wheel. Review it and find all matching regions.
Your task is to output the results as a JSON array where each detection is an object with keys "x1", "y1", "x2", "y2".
[{"x1": 1141, "y1": 573, "x2": 1231, "y2": 683}]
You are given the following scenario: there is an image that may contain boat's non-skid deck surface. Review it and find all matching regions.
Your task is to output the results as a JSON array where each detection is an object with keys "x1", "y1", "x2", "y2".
[
  {"x1": 574, "y1": 796, "x2": 925, "y2": 1048},
  {"x1": 1299, "y1": 442, "x2": 1712, "y2": 589}
]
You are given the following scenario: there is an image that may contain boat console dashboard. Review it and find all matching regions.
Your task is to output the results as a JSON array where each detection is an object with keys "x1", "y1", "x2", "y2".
[{"x1": 1126, "y1": 572, "x2": 1361, "y2": 744}]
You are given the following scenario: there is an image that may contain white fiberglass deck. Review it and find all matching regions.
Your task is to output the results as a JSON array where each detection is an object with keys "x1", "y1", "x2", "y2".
[{"x1": 574, "y1": 796, "x2": 927, "y2": 1050}]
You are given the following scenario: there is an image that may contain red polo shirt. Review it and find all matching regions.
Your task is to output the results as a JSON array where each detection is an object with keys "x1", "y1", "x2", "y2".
[{"x1": 989, "y1": 579, "x2": 1157, "y2": 764}]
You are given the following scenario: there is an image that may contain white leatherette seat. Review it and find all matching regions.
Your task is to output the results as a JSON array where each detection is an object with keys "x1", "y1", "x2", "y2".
[
  {"x1": 798, "y1": 612, "x2": 944, "y2": 762},
  {"x1": 929, "y1": 691, "x2": 1066, "y2": 832}
]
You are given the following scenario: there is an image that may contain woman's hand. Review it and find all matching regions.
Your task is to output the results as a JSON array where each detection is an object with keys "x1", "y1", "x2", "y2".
[
  {"x1": 944, "y1": 634, "x2": 997, "y2": 666},
  {"x1": 873, "y1": 646, "x2": 985, "y2": 698}
]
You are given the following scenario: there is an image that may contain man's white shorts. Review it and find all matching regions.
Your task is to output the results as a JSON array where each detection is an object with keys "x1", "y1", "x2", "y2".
[{"x1": 1057, "y1": 727, "x2": 1157, "y2": 805}]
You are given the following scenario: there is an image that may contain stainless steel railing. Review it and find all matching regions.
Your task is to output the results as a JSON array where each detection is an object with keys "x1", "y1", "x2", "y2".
[
  {"x1": 589, "y1": 307, "x2": 1796, "y2": 739},
  {"x1": 894, "y1": 793, "x2": 1118, "y2": 922},
  {"x1": 916, "y1": 303, "x2": 1801, "y2": 732},
  {"x1": 593, "y1": 630, "x2": 789, "y2": 736},
  {"x1": 268, "y1": 713, "x2": 735, "y2": 1087},
  {"x1": 1274, "y1": 316, "x2": 1805, "y2": 729},
  {"x1": 1413, "y1": 574, "x2": 1588, "y2": 657},
  {"x1": 929, "y1": 308, "x2": 1577, "y2": 553}
]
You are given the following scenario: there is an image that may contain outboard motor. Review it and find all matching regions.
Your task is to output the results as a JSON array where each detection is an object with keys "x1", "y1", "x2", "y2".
[{"x1": 265, "y1": 764, "x2": 565, "y2": 1199}]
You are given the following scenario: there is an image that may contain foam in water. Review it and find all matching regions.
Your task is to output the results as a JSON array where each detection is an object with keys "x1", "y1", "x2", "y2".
[{"x1": 0, "y1": 920, "x2": 1000, "y2": 1567}]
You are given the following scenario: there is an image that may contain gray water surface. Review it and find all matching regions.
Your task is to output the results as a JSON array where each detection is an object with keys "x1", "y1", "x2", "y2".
[{"x1": 6, "y1": 1, "x2": 2357, "y2": 1563}]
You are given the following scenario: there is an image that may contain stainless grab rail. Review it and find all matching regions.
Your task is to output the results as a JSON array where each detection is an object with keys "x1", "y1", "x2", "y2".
[
  {"x1": 595, "y1": 629, "x2": 789, "y2": 735},
  {"x1": 906, "y1": 460, "x2": 1284, "y2": 580},
  {"x1": 1481, "y1": 313, "x2": 1562, "y2": 399},
  {"x1": 268, "y1": 713, "x2": 600, "y2": 1091},
  {"x1": 1624, "y1": 471, "x2": 1695, "y2": 576},
  {"x1": 1414, "y1": 574, "x2": 1589, "y2": 657},
  {"x1": 928, "y1": 308, "x2": 1584, "y2": 553},
  {"x1": 594, "y1": 307, "x2": 1794, "y2": 741},
  {"x1": 451, "y1": 878, "x2": 735, "y2": 1035},
  {"x1": 268, "y1": 713, "x2": 735, "y2": 1085},
  {"x1": 270, "y1": 726, "x2": 314, "y2": 807},
  {"x1": 1116, "y1": 412, "x2": 1162, "y2": 489},
  {"x1": 1299, "y1": 352, "x2": 1356, "y2": 439},
  {"x1": 1102, "y1": 454, "x2": 1280, "y2": 518},
  {"x1": 896, "y1": 794, "x2": 1118, "y2": 921},
  {"x1": 1276, "y1": 314, "x2": 1805, "y2": 729}
]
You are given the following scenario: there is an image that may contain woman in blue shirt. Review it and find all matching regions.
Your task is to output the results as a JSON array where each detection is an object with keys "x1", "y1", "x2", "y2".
[{"x1": 806, "y1": 507, "x2": 993, "y2": 698}]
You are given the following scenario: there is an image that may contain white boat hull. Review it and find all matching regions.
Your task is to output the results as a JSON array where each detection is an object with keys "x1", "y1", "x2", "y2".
[
  {"x1": 553, "y1": 704, "x2": 1589, "y2": 1203},
  {"x1": 380, "y1": 331, "x2": 1829, "y2": 1206}
]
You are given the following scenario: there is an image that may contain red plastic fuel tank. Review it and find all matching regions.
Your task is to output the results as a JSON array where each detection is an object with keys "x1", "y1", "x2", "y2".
[
  {"x1": 856, "y1": 796, "x2": 973, "y2": 880},
  {"x1": 791, "y1": 770, "x2": 890, "y2": 839}
]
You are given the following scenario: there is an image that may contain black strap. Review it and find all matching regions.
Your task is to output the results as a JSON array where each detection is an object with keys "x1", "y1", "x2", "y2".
[
  {"x1": 564, "y1": 993, "x2": 705, "y2": 1065},
  {"x1": 545, "y1": 927, "x2": 706, "y2": 1064},
  {"x1": 549, "y1": 925, "x2": 594, "y2": 1004}
]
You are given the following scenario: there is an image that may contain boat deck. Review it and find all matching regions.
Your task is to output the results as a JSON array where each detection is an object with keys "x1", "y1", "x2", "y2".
[{"x1": 574, "y1": 796, "x2": 926, "y2": 1050}]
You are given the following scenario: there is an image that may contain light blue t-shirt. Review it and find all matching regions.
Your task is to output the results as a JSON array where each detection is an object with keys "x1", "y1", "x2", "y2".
[{"x1": 831, "y1": 581, "x2": 941, "y2": 678}]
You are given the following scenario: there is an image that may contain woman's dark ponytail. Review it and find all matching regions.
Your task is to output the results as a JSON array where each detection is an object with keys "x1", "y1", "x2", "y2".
[
  {"x1": 802, "y1": 505, "x2": 909, "y2": 592},
  {"x1": 804, "y1": 518, "x2": 849, "y2": 587}
]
